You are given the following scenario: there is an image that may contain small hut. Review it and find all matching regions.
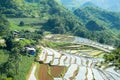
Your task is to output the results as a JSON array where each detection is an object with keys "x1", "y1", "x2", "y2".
[{"x1": 26, "y1": 47, "x2": 36, "y2": 55}]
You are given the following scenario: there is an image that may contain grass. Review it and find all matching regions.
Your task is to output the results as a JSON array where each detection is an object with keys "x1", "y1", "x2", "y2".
[
  {"x1": 8, "y1": 18, "x2": 43, "y2": 25},
  {"x1": 48, "y1": 65, "x2": 54, "y2": 79},
  {"x1": 111, "y1": 28, "x2": 120, "y2": 35},
  {"x1": 95, "y1": 52, "x2": 106, "y2": 58},
  {"x1": 90, "y1": 50, "x2": 103, "y2": 56},
  {"x1": 14, "y1": 55, "x2": 35, "y2": 80},
  {"x1": 0, "y1": 50, "x2": 35, "y2": 80},
  {"x1": 0, "y1": 50, "x2": 9, "y2": 65},
  {"x1": 9, "y1": 22, "x2": 36, "y2": 31},
  {"x1": 8, "y1": 17, "x2": 47, "y2": 31}
]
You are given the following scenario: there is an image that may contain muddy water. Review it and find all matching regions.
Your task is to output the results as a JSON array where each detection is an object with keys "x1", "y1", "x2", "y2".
[
  {"x1": 50, "y1": 66, "x2": 65, "y2": 77},
  {"x1": 38, "y1": 64, "x2": 52, "y2": 80}
]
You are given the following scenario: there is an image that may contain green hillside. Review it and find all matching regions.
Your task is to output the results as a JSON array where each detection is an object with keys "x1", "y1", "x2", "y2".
[
  {"x1": 1, "y1": 0, "x2": 120, "y2": 45},
  {"x1": 73, "y1": 6, "x2": 120, "y2": 45},
  {"x1": 74, "y1": 6, "x2": 120, "y2": 34}
]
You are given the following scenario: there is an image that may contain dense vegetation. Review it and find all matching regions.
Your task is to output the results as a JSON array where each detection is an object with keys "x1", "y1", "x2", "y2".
[
  {"x1": 1, "y1": 0, "x2": 120, "y2": 46},
  {"x1": 0, "y1": 26, "x2": 42, "y2": 80},
  {"x1": 0, "y1": 1, "x2": 43, "y2": 79},
  {"x1": 104, "y1": 49, "x2": 120, "y2": 70},
  {"x1": 0, "y1": 15, "x2": 10, "y2": 36},
  {"x1": 74, "y1": 6, "x2": 120, "y2": 30},
  {"x1": 73, "y1": 6, "x2": 120, "y2": 46}
]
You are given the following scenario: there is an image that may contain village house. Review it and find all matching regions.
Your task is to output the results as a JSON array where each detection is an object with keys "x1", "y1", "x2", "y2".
[{"x1": 26, "y1": 45, "x2": 36, "y2": 55}]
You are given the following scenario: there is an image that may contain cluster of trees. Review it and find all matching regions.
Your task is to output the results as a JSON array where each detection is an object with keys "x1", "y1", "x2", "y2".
[
  {"x1": 18, "y1": 30, "x2": 43, "y2": 41},
  {"x1": 0, "y1": 15, "x2": 43, "y2": 79},
  {"x1": 74, "y1": 6, "x2": 120, "y2": 30},
  {"x1": 43, "y1": 15, "x2": 83, "y2": 34},
  {"x1": 0, "y1": 15, "x2": 10, "y2": 36},
  {"x1": 0, "y1": 33, "x2": 22, "y2": 79},
  {"x1": 85, "y1": 20, "x2": 105, "y2": 31},
  {"x1": 0, "y1": 0, "x2": 24, "y2": 17},
  {"x1": 0, "y1": 0, "x2": 120, "y2": 46},
  {"x1": 73, "y1": 6, "x2": 120, "y2": 45},
  {"x1": 43, "y1": 14, "x2": 117, "y2": 45},
  {"x1": 104, "y1": 49, "x2": 120, "y2": 70},
  {"x1": 0, "y1": 29, "x2": 43, "y2": 79},
  {"x1": 0, "y1": 0, "x2": 65, "y2": 18},
  {"x1": 0, "y1": 0, "x2": 40, "y2": 17}
]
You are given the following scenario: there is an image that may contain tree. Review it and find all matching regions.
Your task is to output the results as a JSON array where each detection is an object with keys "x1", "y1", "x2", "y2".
[
  {"x1": 0, "y1": 0, "x2": 15, "y2": 8},
  {"x1": 104, "y1": 49, "x2": 120, "y2": 70},
  {"x1": 53, "y1": 24, "x2": 66, "y2": 34},
  {"x1": 0, "y1": 15, "x2": 10, "y2": 36},
  {"x1": 19, "y1": 21, "x2": 24, "y2": 26},
  {"x1": 99, "y1": 38, "x2": 105, "y2": 44},
  {"x1": 74, "y1": 28, "x2": 87, "y2": 37},
  {"x1": 4, "y1": 32, "x2": 14, "y2": 51},
  {"x1": 86, "y1": 20, "x2": 104, "y2": 31}
]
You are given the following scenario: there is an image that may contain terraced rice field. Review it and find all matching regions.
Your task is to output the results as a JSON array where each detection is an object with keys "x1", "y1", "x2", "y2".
[
  {"x1": 50, "y1": 66, "x2": 65, "y2": 77},
  {"x1": 45, "y1": 34, "x2": 115, "y2": 52},
  {"x1": 38, "y1": 47, "x2": 120, "y2": 80}
]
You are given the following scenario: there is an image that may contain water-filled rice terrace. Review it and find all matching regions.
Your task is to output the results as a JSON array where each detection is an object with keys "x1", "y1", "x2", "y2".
[
  {"x1": 37, "y1": 47, "x2": 120, "y2": 80},
  {"x1": 30, "y1": 34, "x2": 120, "y2": 80}
]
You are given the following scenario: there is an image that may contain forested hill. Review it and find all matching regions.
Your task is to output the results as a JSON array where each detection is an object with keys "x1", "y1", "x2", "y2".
[
  {"x1": 74, "y1": 6, "x2": 120, "y2": 30},
  {"x1": 73, "y1": 6, "x2": 120, "y2": 45},
  {"x1": 0, "y1": 0, "x2": 120, "y2": 46}
]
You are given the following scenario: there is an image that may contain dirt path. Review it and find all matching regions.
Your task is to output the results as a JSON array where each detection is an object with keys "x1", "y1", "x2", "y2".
[{"x1": 28, "y1": 64, "x2": 37, "y2": 80}]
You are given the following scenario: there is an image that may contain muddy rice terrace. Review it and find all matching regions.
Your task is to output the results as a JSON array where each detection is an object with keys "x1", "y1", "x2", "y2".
[{"x1": 28, "y1": 34, "x2": 120, "y2": 80}]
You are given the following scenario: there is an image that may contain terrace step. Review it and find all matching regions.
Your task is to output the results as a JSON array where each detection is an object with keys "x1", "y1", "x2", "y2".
[
  {"x1": 51, "y1": 59, "x2": 59, "y2": 65},
  {"x1": 75, "y1": 56, "x2": 82, "y2": 65},
  {"x1": 44, "y1": 55, "x2": 54, "y2": 64},
  {"x1": 59, "y1": 55, "x2": 67, "y2": 66},
  {"x1": 48, "y1": 48, "x2": 61, "y2": 58},
  {"x1": 87, "y1": 67, "x2": 94, "y2": 80},
  {"x1": 39, "y1": 49, "x2": 48, "y2": 62},
  {"x1": 46, "y1": 48, "x2": 54, "y2": 56},
  {"x1": 92, "y1": 68, "x2": 105, "y2": 80},
  {"x1": 70, "y1": 56, "x2": 76, "y2": 64},
  {"x1": 75, "y1": 66, "x2": 87, "y2": 80},
  {"x1": 64, "y1": 64, "x2": 79, "y2": 80},
  {"x1": 64, "y1": 54, "x2": 71, "y2": 65},
  {"x1": 106, "y1": 72, "x2": 120, "y2": 80},
  {"x1": 98, "y1": 70, "x2": 113, "y2": 80}
]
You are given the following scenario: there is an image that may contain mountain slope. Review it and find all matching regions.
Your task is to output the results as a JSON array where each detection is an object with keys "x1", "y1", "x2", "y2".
[
  {"x1": 59, "y1": 0, "x2": 120, "y2": 12},
  {"x1": 0, "y1": 0, "x2": 119, "y2": 46},
  {"x1": 74, "y1": 6, "x2": 120, "y2": 32}
]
